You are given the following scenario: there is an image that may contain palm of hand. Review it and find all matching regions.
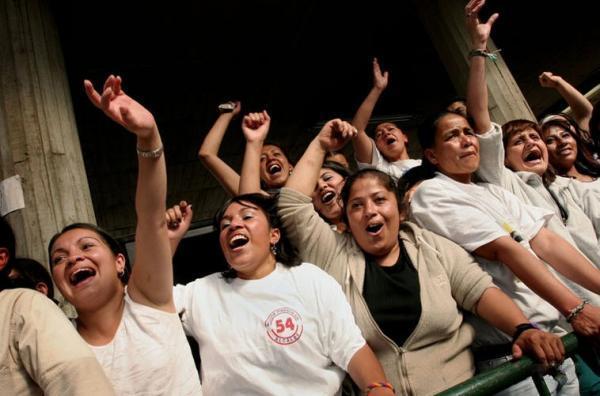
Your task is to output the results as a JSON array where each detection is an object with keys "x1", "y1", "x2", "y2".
[{"x1": 106, "y1": 92, "x2": 156, "y2": 138}]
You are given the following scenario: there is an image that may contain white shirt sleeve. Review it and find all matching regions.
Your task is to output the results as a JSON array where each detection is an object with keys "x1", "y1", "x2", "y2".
[
  {"x1": 356, "y1": 142, "x2": 385, "y2": 169},
  {"x1": 313, "y1": 267, "x2": 365, "y2": 371}
]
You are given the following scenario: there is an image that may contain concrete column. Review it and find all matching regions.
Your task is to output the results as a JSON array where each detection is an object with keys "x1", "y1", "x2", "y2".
[
  {"x1": 413, "y1": 0, "x2": 535, "y2": 124},
  {"x1": 0, "y1": 0, "x2": 95, "y2": 265}
]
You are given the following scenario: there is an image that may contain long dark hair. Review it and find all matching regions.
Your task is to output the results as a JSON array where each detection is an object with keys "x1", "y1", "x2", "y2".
[
  {"x1": 541, "y1": 115, "x2": 600, "y2": 178},
  {"x1": 215, "y1": 193, "x2": 301, "y2": 281},
  {"x1": 47, "y1": 223, "x2": 131, "y2": 284}
]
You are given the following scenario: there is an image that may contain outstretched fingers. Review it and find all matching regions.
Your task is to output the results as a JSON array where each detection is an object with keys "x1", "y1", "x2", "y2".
[{"x1": 83, "y1": 80, "x2": 102, "y2": 108}]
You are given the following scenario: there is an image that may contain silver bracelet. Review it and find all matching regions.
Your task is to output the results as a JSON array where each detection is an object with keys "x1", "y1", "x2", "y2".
[
  {"x1": 566, "y1": 300, "x2": 589, "y2": 323},
  {"x1": 136, "y1": 145, "x2": 164, "y2": 159}
]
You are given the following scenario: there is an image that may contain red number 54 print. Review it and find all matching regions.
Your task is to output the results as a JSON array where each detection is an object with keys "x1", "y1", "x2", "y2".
[{"x1": 265, "y1": 307, "x2": 303, "y2": 345}]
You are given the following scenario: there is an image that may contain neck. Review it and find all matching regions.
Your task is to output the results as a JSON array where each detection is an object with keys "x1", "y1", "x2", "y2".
[
  {"x1": 389, "y1": 151, "x2": 410, "y2": 162},
  {"x1": 76, "y1": 290, "x2": 125, "y2": 346},
  {"x1": 375, "y1": 241, "x2": 401, "y2": 267},
  {"x1": 238, "y1": 254, "x2": 277, "y2": 280},
  {"x1": 445, "y1": 172, "x2": 472, "y2": 184},
  {"x1": 566, "y1": 167, "x2": 595, "y2": 182}
]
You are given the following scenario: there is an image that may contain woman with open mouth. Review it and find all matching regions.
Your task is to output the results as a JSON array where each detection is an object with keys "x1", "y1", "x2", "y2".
[
  {"x1": 170, "y1": 193, "x2": 395, "y2": 396},
  {"x1": 463, "y1": 0, "x2": 600, "y2": 295},
  {"x1": 198, "y1": 104, "x2": 293, "y2": 196},
  {"x1": 48, "y1": 75, "x2": 201, "y2": 395},
  {"x1": 276, "y1": 118, "x2": 564, "y2": 395}
]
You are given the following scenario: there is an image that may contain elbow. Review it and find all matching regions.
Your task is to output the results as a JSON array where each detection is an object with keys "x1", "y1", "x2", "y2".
[{"x1": 197, "y1": 150, "x2": 212, "y2": 163}]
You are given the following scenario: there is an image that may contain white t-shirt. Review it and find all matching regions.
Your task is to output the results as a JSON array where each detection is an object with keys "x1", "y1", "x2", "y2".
[
  {"x1": 91, "y1": 291, "x2": 202, "y2": 395},
  {"x1": 356, "y1": 144, "x2": 421, "y2": 181},
  {"x1": 410, "y1": 173, "x2": 562, "y2": 344},
  {"x1": 173, "y1": 263, "x2": 366, "y2": 396}
]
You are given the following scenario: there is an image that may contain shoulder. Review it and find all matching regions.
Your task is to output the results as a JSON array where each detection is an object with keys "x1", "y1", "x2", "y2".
[{"x1": 287, "y1": 263, "x2": 340, "y2": 287}]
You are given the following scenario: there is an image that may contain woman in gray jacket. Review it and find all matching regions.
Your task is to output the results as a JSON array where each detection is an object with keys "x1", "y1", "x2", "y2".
[{"x1": 275, "y1": 119, "x2": 564, "y2": 395}]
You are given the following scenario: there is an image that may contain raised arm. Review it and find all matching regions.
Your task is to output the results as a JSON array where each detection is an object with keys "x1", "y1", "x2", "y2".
[
  {"x1": 351, "y1": 58, "x2": 388, "y2": 163},
  {"x1": 465, "y1": 0, "x2": 498, "y2": 133},
  {"x1": 286, "y1": 119, "x2": 357, "y2": 197},
  {"x1": 539, "y1": 72, "x2": 593, "y2": 131},
  {"x1": 198, "y1": 101, "x2": 242, "y2": 196},
  {"x1": 238, "y1": 111, "x2": 271, "y2": 194},
  {"x1": 165, "y1": 201, "x2": 193, "y2": 255},
  {"x1": 84, "y1": 75, "x2": 173, "y2": 311}
]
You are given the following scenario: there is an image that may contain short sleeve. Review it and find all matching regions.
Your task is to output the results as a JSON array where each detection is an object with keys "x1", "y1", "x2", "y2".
[
  {"x1": 173, "y1": 282, "x2": 195, "y2": 336},
  {"x1": 15, "y1": 291, "x2": 115, "y2": 396},
  {"x1": 410, "y1": 180, "x2": 510, "y2": 252}
]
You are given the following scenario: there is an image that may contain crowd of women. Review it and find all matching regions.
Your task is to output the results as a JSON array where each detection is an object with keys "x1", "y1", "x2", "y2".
[{"x1": 3, "y1": 0, "x2": 600, "y2": 394}]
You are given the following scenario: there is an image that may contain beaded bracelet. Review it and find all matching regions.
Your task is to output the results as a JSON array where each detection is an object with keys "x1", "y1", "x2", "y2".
[
  {"x1": 366, "y1": 381, "x2": 395, "y2": 394},
  {"x1": 566, "y1": 300, "x2": 589, "y2": 323}
]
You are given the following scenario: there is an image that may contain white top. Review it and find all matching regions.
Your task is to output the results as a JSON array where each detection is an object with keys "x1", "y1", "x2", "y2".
[
  {"x1": 90, "y1": 291, "x2": 202, "y2": 396},
  {"x1": 356, "y1": 144, "x2": 421, "y2": 181},
  {"x1": 173, "y1": 263, "x2": 366, "y2": 396},
  {"x1": 410, "y1": 173, "x2": 562, "y2": 344},
  {"x1": 476, "y1": 124, "x2": 600, "y2": 307}
]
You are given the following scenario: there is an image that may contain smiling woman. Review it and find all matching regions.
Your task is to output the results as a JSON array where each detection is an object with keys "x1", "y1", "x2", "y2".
[
  {"x1": 170, "y1": 193, "x2": 395, "y2": 396},
  {"x1": 48, "y1": 75, "x2": 201, "y2": 395}
]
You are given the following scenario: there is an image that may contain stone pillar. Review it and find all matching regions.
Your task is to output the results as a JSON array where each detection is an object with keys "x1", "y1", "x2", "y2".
[
  {"x1": 0, "y1": 0, "x2": 95, "y2": 265},
  {"x1": 413, "y1": 0, "x2": 535, "y2": 124}
]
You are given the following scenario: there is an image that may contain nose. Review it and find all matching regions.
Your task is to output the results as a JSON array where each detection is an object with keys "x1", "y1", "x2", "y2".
[
  {"x1": 460, "y1": 133, "x2": 473, "y2": 146},
  {"x1": 228, "y1": 216, "x2": 244, "y2": 230},
  {"x1": 67, "y1": 254, "x2": 84, "y2": 266},
  {"x1": 316, "y1": 179, "x2": 327, "y2": 192},
  {"x1": 364, "y1": 199, "x2": 377, "y2": 217}
]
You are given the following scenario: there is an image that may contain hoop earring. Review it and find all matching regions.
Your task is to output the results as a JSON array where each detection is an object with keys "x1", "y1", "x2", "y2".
[{"x1": 117, "y1": 270, "x2": 125, "y2": 279}]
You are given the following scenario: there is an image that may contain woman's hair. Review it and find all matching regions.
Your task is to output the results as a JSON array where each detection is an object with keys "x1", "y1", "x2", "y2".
[
  {"x1": 47, "y1": 223, "x2": 131, "y2": 284},
  {"x1": 590, "y1": 105, "x2": 600, "y2": 150},
  {"x1": 417, "y1": 110, "x2": 468, "y2": 172},
  {"x1": 339, "y1": 169, "x2": 400, "y2": 225},
  {"x1": 322, "y1": 160, "x2": 351, "y2": 179},
  {"x1": 214, "y1": 193, "x2": 301, "y2": 281},
  {"x1": 11, "y1": 257, "x2": 55, "y2": 300},
  {"x1": 501, "y1": 119, "x2": 557, "y2": 185},
  {"x1": 396, "y1": 165, "x2": 435, "y2": 214},
  {"x1": 540, "y1": 115, "x2": 600, "y2": 178}
]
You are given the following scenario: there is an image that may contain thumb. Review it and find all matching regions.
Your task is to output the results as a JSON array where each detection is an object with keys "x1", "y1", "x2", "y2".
[
  {"x1": 511, "y1": 343, "x2": 523, "y2": 359},
  {"x1": 487, "y1": 13, "x2": 499, "y2": 27}
]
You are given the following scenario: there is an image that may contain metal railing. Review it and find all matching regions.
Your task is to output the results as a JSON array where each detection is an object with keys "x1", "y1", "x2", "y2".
[{"x1": 436, "y1": 334, "x2": 579, "y2": 396}]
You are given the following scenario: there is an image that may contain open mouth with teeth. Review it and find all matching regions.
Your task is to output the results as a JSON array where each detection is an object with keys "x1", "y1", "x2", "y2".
[
  {"x1": 366, "y1": 223, "x2": 384, "y2": 234},
  {"x1": 70, "y1": 268, "x2": 96, "y2": 286},
  {"x1": 321, "y1": 191, "x2": 336, "y2": 204},
  {"x1": 385, "y1": 137, "x2": 396, "y2": 145},
  {"x1": 267, "y1": 163, "x2": 282, "y2": 175},
  {"x1": 229, "y1": 234, "x2": 249, "y2": 250},
  {"x1": 523, "y1": 150, "x2": 542, "y2": 164}
]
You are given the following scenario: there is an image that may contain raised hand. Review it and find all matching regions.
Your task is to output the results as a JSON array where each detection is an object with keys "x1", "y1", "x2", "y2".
[
  {"x1": 539, "y1": 72, "x2": 562, "y2": 89},
  {"x1": 242, "y1": 111, "x2": 271, "y2": 143},
  {"x1": 465, "y1": 0, "x2": 499, "y2": 49},
  {"x1": 166, "y1": 201, "x2": 193, "y2": 248},
  {"x1": 84, "y1": 75, "x2": 156, "y2": 138},
  {"x1": 317, "y1": 119, "x2": 358, "y2": 152},
  {"x1": 373, "y1": 58, "x2": 389, "y2": 91}
]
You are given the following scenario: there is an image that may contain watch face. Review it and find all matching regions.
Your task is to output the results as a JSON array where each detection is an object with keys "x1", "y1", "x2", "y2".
[{"x1": 218, "y1": 102, "x2": 235, "y2": 113}]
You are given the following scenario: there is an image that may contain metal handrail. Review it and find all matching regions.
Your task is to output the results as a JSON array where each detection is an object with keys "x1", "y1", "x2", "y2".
[{"x1": 436, "y1": 333, "x2": 578, "y2": 396}]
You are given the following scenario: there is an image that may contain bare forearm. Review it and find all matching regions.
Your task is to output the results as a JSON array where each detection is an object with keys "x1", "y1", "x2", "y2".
[
  {"x1": 239, "y1": 141, "x2": 263, "y2": 194},
  {"x1": 531, "y1": 228, "x2": 600, "y2": 294},
  {"x1": 286, "y1": 138, "x2": 326, "y2": 196},
  {"x1": 475, "y1": 287, "x2": 528, "y2": 336},
  {"x1": 476, "y1": 236, "x2": 581, "y2": 316},
  {"x1": 198, "y1": 113, "x2": 234, "y2": 157},
  {"x1": 347, "y1": 344, "x2": 394, "y2": 395},
  {"x1": 352, "y1": 87, "x2": 384, "y2": 132},
  {"x1": 555, "y1": 78, "x2": 593, "y2": 130},
  {"x1": 466, "y1": 48, "x2": 491, "y2": 133}
]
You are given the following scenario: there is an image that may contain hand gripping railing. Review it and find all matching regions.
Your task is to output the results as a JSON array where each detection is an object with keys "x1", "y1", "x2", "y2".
[{"x1": 436, "y1": 333, "x2": 580, "y2": 396}]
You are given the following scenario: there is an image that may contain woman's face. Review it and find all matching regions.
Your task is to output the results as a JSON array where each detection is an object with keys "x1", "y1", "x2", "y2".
[
  {"x1": 260, "y1": 145, "x2": 293, "y2": 188},
  {"x1": 543, "y1": 124, "x2": 577, "y2": 172},
  {"x1": 218, "y1": 201, "x2": 279, "y2": 279},
  {"x1": 312, "y1": 168, "x2": 345, "y2": 223},
  {"x1": 50, "y1": 228, "x2": 125, "y2": 311},
  {"x1": 374, "y1": 122, "x2": 408, "y2": 162},
  {"x1": 504, "y1": 127, "x2": 548, "y2": 176},
  {"x1": 346, "y1": 176, "x2": 400, "y2": 259},
  {"x1": 425, "y1": 114, "x2": 479, "y2": 183}
]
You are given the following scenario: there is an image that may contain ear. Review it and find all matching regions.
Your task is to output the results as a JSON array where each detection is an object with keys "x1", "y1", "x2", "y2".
[
  {"x1": 35, "y1": 282, "x2": 49, "y2": 297},
  {"x1": 115, "y1": 253, "x2": 126, "y2": 274},
  {"x1": 288, "y1": 164, "x2": 294, "y2": 174},
  {"x1": 423, "y1": 148, "x2": 438, "y2": 165},
  {"x1": 0, "y1": 248, "x2": 9, "y2": 271},
  {"x1": 269, "y1": 227, "x2": 281, "y2": 248}
]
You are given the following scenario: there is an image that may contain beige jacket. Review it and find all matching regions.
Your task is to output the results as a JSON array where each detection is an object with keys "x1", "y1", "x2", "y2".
[
  {"x1": 278, "y1": 187, "x2": 494, "y2": 395},
  {"x1": 0, "y1": 288, "x2": 115, "y2": 395}
]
